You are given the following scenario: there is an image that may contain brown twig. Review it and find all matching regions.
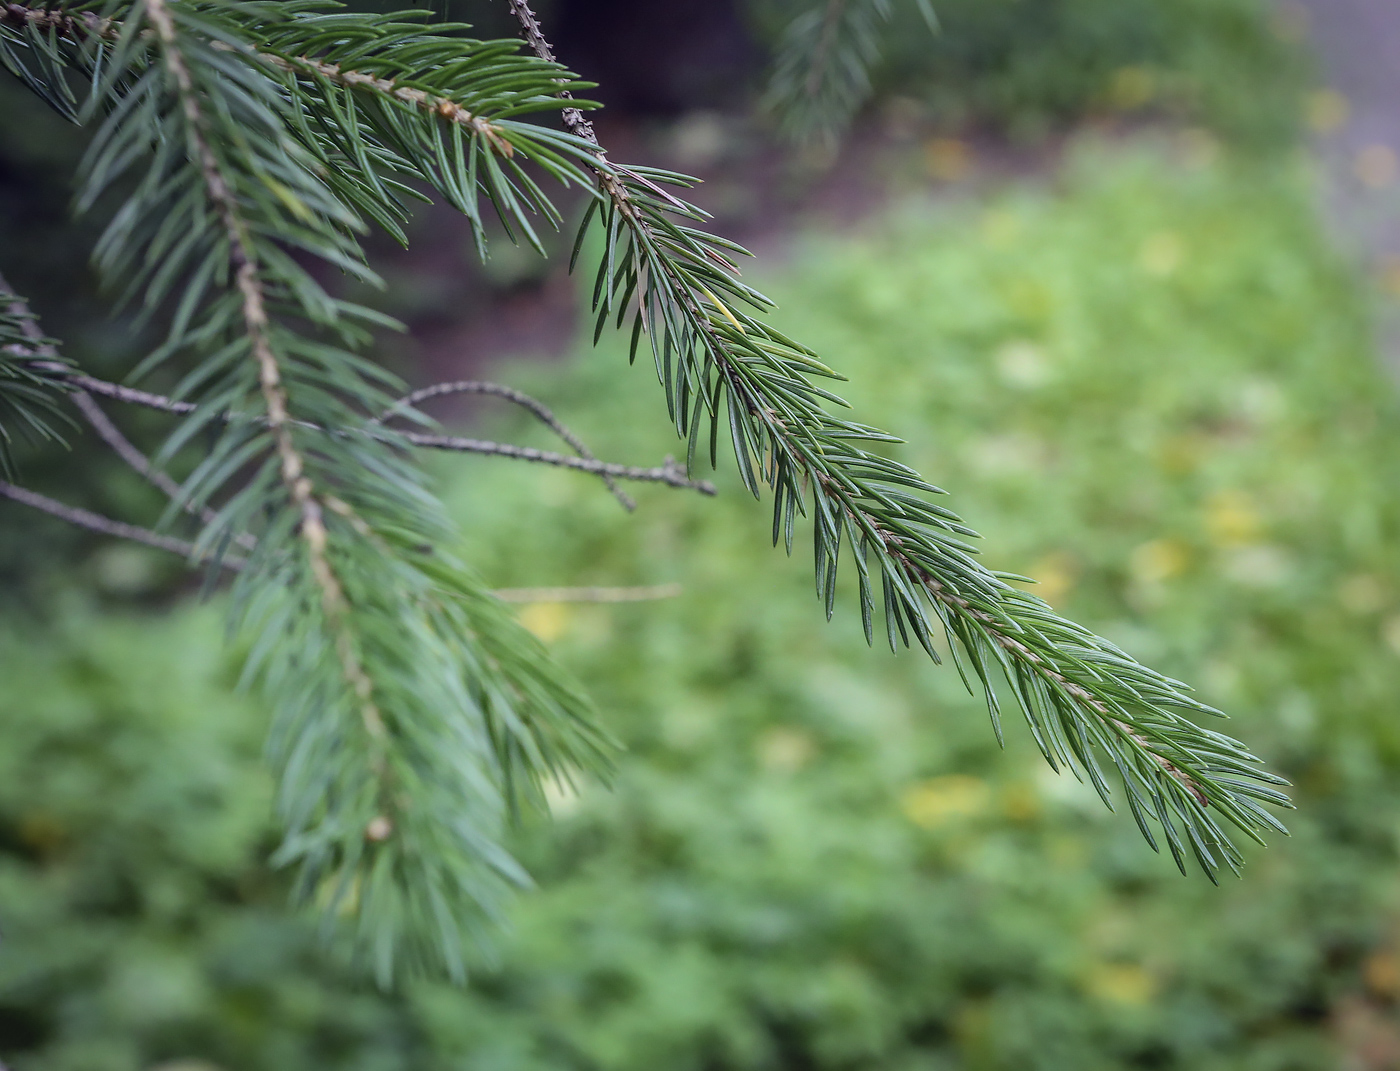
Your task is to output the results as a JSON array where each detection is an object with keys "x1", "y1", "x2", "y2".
[
  {"x1": 18, "y1": 368, "x2": 717, "y2": 495},
  {"x1": 71, "y1": 392, "x2": 258, "y2": 551},
  {"x1": 0, "y1": 479, "x2": 244, "y2": 569},
  {"x1": 2, "y1": 253, "x2": 257, "y2": 553},
  {"x1": 379, "y1": 380, "x2": 635, "y2": 510},
  {"x1": 397, "y1": 432, "x2": 715, "y2": 493}
]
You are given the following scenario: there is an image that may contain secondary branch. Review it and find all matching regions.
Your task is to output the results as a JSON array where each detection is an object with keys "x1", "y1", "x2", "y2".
[
  {"x1": 0, "y1": 480, "x2": 243, "y2": 569},
  {"x1": 379, "y1": 380, "x2": 635, "y2": 509}
]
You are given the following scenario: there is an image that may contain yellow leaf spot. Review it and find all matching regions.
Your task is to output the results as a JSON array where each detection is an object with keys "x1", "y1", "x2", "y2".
[
  {"x1": 1366, "y1": 951, "x2": 1400, "y2": 999},
  {"x1": 1356, "y1": 144, "x2": 1398, "y2": 189},
  {"x1": 519, "y1": 601, "x2": 572, "y2": 642},
  {"x1": 1382, "y1": 615, "x2": 1400, "y2": 657},
  {"x1": 1178, "y1": 128, "x2": 1219, "y2": 169},
  {"x1": 981, "y1": 209, "x2": 1019, "y2": 247},
  {"x1": 1306, "y1": 89, "x2": 1350, "y2": 133},
  {"x1": 1204, "y1": 489, "x2": 1263, "y2": 547},
  {"x1": 901, "y1": 775, "x2": 989, "y2": 830},
  {"x1": 1138, "y1": 231, "x2": 1184, "y2": 277},
  {"x1": 1222, "y1": 545, "x2": 1291, "y2": 589},
  {"x1": 1338, "y1": 573, "x2": 1387, "y2": 615},
  {"x1": 1108, "y1": 66, "x2": 1155, "y2": 111},
  {"x1": 1002, "y1": 782, "x2": 1040, "y2": 822},
  {"x1": 995, "y1": 340, "x2": 1052, "y2": 389},
  {"x1": 1085, "y1": 963, "x2": 1157, "y2": 1007},
  {"x1": 1027, "y1": 551, "x2": 1078, "y2": 607},
  {"x1": 1130, "y1": 538, "x2": 1189, "y2": 585},
  {"x1": 924, "y1": 137, "x2": 972, "y2": 182},
  {"x1": 1155, "y1": 432, "x2": 1204, "y2": 476},
  {"x1": 757, "y1": 727, "x2": 817, "y2": 774}
]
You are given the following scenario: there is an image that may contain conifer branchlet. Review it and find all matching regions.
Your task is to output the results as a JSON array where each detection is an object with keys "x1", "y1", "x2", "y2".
[{"x1": 0, "y1": 0, "x2": 1288, "y2": 982}]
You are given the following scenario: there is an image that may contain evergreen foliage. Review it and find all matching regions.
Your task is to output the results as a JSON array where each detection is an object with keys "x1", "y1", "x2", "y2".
[{"x1": 0, "y1": 0, "x2": 1287, "y2": 980}]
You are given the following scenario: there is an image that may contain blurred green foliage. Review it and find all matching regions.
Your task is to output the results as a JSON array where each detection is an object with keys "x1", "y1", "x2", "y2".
[
  {"x1": 866, "y1": 0, "x2": 1307, "y2": 146},
  {"x1": 4, "y1": 138, "x2": 1400, "y2": 1069}
]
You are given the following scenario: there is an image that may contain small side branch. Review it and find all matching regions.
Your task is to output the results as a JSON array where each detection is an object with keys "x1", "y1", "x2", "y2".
[
  {"x1": 0, "y1": 281, "x2": 256, "y2": 550},
  {"x1": 42, "y1": 374, "x2": 717, "y2": 496},
  {"x1": 71, "y1": 392, "x2": 258, "y2": 551},
  {"x1": 379, "y1": 380, "x2": 635, "y2": 510},
  {"x1": 0, "y1": 480, "x2": 243, "y2": 570},
  {"x1": 399, "y1": 431, "x2": 716, "y2": 494},
  {"x1": 65, "y1": 369, "x2": 195, "y2": 413}
]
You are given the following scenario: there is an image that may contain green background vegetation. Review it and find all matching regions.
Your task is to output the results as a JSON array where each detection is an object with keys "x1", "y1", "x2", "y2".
[
  {"x1": 7, "y1": 139, "x2": 1400, "y2": 1068},
  {"x1": 8, "y1": 0, "x2": 1400, "y2": 1067}
]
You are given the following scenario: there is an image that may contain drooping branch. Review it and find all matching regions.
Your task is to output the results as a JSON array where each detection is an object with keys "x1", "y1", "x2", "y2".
[
  {"x1": 1, "y1": 0, "x2": 1284, "y2": 881},
  {"x1": 504, "y1": 0, "x2": 1286, "y2": 874}
]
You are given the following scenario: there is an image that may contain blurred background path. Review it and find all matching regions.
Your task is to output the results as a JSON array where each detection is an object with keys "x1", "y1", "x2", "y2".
[{"x1": 1291, "y1": 0, "x2": 1400, "y2": 371}]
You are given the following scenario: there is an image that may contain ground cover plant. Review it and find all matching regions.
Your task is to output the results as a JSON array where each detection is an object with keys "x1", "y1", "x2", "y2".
[{"x1": 2, "y1": 138, "x2": 1398, "y2": 1070}]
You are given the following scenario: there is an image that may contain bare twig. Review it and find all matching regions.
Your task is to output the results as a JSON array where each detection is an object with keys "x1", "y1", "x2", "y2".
[
  {"x1": 71, "y1": 392, "x2": 259, "y2": 551},
  {"x1": 24, "y1": 371, "x2": 717, "y2": 495},
  {"x1": 493, "y1": 582, "x2": 683, "y2": 603},
  {"x1": 398, "y1": 431, "x2": 716, "y2": 493},
  {"x1": 0, "y1": 480, "x2": 244, "y2": 569},
  {"x1": 64, "y1": 370, "x2": 195, "y2": 413},
  {"x1": 379, "y1": 380, "x2": 635, "y2": 510},
  {"x1": 0, "y1": 275, "x2": 257, "y2": 550}
]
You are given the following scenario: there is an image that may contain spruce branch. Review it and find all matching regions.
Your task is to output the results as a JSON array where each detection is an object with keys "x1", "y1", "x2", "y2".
[
  {"x1": 144, "y1": 0, "x2": 372, "y2": 729},
  {"x1": 0, "y1": 0, "x2": 1290, "y2": 983},
  {"x1": 9, "y1": 0, "x2": 1282, "y2": 879},
  {"x1": 507, "y1": 0, "x2": 1288, "y2": 877},
  {"x1": 2, "y1": 0, "x2": 622, "y2": 979}
]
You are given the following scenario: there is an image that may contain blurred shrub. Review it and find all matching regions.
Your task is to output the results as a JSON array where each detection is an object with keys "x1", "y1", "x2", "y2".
[
  {"x1": 4, "y1": 140, "x2": 1400, "y2": 1070},
  {"x1": 833, "y1": 0, "x2": 1306, "y2": 146}
]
